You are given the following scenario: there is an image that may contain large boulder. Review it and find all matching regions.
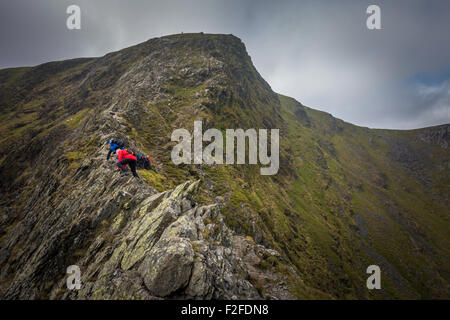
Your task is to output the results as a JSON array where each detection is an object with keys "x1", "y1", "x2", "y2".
[{"x1": 139, "y1": 237, "x2": 194, "y2": 297}]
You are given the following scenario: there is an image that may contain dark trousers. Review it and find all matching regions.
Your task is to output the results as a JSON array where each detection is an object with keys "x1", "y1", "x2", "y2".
[{"x1": 118, "y1": 158, "x2": 139, "y2": 178}]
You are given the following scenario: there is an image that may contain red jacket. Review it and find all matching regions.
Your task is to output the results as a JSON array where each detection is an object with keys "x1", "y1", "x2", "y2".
[{"x1": 118, "y1": 149, "x2": 137, "y2": 162}]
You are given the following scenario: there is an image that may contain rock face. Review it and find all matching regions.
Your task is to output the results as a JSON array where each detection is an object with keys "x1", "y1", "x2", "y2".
[
  {"x1": 419, "y1": 125, "x2": 449, "y2": 149},
  {"x1": 63, "y1": 178, "x2": 287, "y2": 300},
  {"x1": 0, "y1": 33, "x2": 449, "y2": 299},
  {"x1": 0, "y1": 153, "x2": 291, "y2": 299}
]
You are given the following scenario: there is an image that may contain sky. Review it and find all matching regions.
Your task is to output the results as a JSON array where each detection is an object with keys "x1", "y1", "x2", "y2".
[{"x1": 0, "y1": 0, "x2": 449, "y2": 129}]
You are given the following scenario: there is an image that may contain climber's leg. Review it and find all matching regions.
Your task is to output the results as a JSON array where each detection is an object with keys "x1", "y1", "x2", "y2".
[
  {"x1": 117, "y1": 159, "x2": 128, "y2": 171},
  {"x1": 129, "y1": 160, "x2": 140, "y2": 178}
]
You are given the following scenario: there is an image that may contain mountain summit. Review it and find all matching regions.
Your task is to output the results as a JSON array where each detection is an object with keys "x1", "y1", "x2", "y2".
[{"x1": 0, "y1": 33, "x2": 448, "y2": 299}]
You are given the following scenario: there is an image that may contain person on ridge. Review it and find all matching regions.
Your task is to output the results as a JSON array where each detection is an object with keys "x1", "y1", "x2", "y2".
[
  {"x1": 106, "y1": 139, "x2": 124, "y2": 160},
  {"x1": 136, "y1": 153, "x2": 152, "y2": 170},
  {"x1": 117, "y1": 148, "x2": 140, "y2": 178},
  {"x1": 136, "y1": 153, "x2": 144, "y2": 168},
  {"x1": 144, "y1": 155, "x2": 152, "y2": 170}
]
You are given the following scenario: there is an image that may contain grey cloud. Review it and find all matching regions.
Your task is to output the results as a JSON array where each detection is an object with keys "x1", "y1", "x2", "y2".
[{"x1": 0, "y1": 0, "x2": 449, "y2": 129}]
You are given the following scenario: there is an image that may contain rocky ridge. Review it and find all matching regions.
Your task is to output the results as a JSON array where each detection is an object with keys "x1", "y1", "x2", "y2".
[{"x1": 0, "y1": 33, "x2": 449, "y2": 299}]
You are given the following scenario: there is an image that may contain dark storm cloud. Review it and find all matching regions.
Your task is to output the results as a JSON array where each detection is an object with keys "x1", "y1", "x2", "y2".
[{"x1": 0, "y1": 0, "x2": 449, "y2": 129}]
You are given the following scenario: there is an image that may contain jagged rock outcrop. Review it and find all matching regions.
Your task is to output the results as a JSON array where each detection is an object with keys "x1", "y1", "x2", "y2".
[
  {"x1": 34, "y1": 177, "x2": 285, "y2": 300},
  {"x1": 57, "y1": 179, "x2": 291, "y2": 300},
  {"x1": 0, "y1": 148, "x2": 291, "y2": 299},
  {"x1": 0, "y1": 118, "x2": 293, "y2": 299},
  {"x1": 418, "y1": 124, "x2": 449, "y2": 149}
]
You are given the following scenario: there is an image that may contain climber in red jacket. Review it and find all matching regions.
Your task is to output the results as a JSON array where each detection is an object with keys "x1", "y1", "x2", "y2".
[{"x1": 117, "y1": 148, "x2": 140, "y2": 178}]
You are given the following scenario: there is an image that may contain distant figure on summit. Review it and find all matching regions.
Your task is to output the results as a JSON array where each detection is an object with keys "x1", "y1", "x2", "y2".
[
  {"x1": 106, "y1": 139, "x2": 125, "y2": 160},
  {"x1": 117, "y1": 148, "x2": 140, "y2": 178}
]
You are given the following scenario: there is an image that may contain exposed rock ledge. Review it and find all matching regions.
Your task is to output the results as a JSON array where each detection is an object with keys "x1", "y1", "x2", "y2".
[{"x1": 43, "y1": 180, "x2": 294, "y2": 300}]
